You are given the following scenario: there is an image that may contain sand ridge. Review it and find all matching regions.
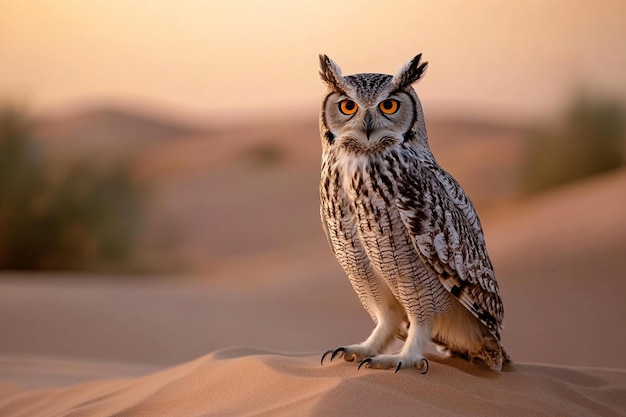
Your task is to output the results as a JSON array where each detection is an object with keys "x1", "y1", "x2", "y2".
[{"x1": 1, "y1": 347, "x2": 625, "y2": 417}]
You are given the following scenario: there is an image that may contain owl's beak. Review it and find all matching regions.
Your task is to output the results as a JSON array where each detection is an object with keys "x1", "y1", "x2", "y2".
[{"x1": 364, "y1": 111, "x2": 374, "y2": 140}]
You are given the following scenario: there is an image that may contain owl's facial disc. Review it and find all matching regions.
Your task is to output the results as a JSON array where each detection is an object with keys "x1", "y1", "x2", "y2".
[{"x1": 324, "y1": 92, "x2": 414, "y2": 152}]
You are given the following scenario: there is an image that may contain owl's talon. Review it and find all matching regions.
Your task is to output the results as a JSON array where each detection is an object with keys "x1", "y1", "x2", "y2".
[
  {"x1": 321, "y1": 347, "x2": 350, "y2": 365},
  {"x1": 320, "y1": 349, "x2": 334, "y2": 365},
  {"x1": 331, "y1": 347, "x2": 346, "y2": 361},
  {"x1": 418, "y1": 358, "x2": 429, "y2": 374},
  {"x1": 357, "y1": 358, "x2": 373, "y2": 370},
  {"x1": 394, "y1": 361, "x2": 403, "y2": 373}
]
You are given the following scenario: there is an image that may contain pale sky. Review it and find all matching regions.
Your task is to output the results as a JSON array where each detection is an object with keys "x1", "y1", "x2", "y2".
[{"x1": 1, "y1": 0, "x2": 625, "y2": 119}]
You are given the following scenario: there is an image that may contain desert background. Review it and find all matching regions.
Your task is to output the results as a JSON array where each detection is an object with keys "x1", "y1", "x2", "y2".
[{"x1": 1, "y1": 1, "x2": 626, "y2": 416}]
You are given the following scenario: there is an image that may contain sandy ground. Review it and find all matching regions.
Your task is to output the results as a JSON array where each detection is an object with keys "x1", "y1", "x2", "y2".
[{"x1": 1, "y1": 348, "x2": 625, "y2": 417}]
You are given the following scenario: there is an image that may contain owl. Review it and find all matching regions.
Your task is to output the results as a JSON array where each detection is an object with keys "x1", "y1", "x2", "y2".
[{"x1": 318, "y1": 54, "x2": 509, "y2": 372}]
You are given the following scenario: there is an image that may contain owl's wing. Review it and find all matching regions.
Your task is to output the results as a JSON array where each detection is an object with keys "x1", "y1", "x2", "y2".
[{"x1": 396, "y1": 164, "x2": 504, "y2": 338}]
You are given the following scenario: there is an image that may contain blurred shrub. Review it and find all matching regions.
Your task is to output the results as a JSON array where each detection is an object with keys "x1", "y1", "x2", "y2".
[
  {"x1": 0, "y1": 105, "x2": 144, "y2": 271},
  {"x1": 242, "y1": 141, "x2": 287, "y2": 167},
  {"x1": 523, "y1": 93, "x2": 626, "y2": 194}
]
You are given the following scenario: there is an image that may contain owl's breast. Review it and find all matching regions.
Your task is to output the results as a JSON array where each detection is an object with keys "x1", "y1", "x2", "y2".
[
  {"x1": 348, "y1": 182, "x2": 423, "y2": 295},
  {"x1": 321, "y1": 153, "x2": 425, "y2": 297}
]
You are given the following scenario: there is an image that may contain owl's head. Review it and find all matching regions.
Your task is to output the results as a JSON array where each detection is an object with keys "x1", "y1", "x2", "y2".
[{"x1": 319, "y1": 54, "x2": 428, "y2": 153}]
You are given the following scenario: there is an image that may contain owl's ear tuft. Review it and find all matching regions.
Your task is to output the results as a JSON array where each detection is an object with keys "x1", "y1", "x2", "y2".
[
  {"x1": 391, "y1": 54, "x2": 428, "y2": 90},
  {"x1": 319, "y1": 54, "x2": 348, "y2": 94}
]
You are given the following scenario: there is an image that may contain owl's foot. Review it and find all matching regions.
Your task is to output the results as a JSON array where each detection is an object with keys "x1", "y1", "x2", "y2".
[
  {"x1": 320, "y1": 345, "x2": 378, "y2": 365},
  {"x1": 358, "y1": 354, "x2": 429, "y2": 374}
]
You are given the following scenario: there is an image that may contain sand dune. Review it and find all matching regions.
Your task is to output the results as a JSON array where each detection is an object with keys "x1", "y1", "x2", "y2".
[
  {"x1": 486, "y1": 168, "x2": 626, "y2": 369},
  {"x1": 1, "y1": 347, "x2": 625, "y2": 417}
]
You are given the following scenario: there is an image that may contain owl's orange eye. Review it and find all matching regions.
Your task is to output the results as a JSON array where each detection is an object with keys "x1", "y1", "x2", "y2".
[
  {"x1": 338, "y1": 99, "x2": 358, "y2": 115},
  {"x1": 379, "y1": 99, "x2": 399, "y2": 114}
]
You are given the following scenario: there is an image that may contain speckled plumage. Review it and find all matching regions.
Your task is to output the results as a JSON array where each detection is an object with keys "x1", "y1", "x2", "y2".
[{"x1": 318, "y1": 54, "x2": 508, "y2": 372}]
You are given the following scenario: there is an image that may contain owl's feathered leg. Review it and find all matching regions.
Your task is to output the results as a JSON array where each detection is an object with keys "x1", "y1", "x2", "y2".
[
  {"x1": 355, "y1": 265, "x2": 448, "y2": 373},
  {"x1": 321, "y1": 289, "x2": 405, "y2": 365},
  {"x1": 357, "y1": 316, "x2": 431, "y2": 373}
]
